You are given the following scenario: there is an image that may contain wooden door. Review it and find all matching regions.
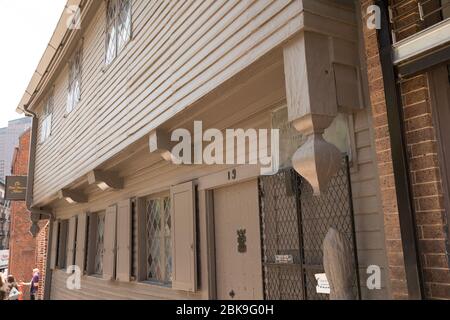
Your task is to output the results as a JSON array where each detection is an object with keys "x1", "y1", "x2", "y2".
[
  {"x1": 214, "y1": 180, "x2": 263, "y2": 300},
  {"x1": 430, "y1": 65, "x2": 450, "y2": 240}
]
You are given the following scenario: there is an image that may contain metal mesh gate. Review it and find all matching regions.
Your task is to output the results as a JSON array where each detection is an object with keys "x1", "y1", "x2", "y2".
[{"x1": 259, "y1": 157, "x2": 361, "y2": 300}]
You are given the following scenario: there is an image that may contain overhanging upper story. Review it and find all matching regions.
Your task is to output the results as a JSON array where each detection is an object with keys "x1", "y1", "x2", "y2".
[{"x1": 17, "y1": 0, "x2": 360, "y2": 207}]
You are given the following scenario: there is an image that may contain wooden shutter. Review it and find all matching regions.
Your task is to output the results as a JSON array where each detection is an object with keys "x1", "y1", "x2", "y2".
[
  {"x1": 116, "y1": 199, "x2": 132, "y2": 282},
  {"x1": 136, "y1": 197, "x2": 147, "y2": 282},
  {"x1": 50, "y1": 221, "x2": 60, "y2": 270},
  {"x1": 103, "y1": 205, "x2": 117, "y2": 280},
  {"x1": 86, "y1": 213, "x2": 98, "y2": 275},
  {"x1": 75, "y1": 213, "x2": 88, "y2": 273},
  {"x1": 171, "y1": 181, "x2": 197, "y2": 292},
  {"x1": 57, "y1": 220, "x2": 68, "y2": 269},
  {"x1": 66, "y1": 216, "x2": 78, "y2": 267}
]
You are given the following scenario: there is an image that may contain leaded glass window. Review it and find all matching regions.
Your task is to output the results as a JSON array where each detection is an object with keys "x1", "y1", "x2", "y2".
[
  {"x1": 94, "y1": 213, "x2": 106, "y2": 275},
  {"x1": 40, "y1": 93, "x2": 54, "y2": 144},
  {"x1": 105, "y1": 0, "x2": 132, "y2": 65},
  {"x1": 145, "y1": 196, "x2": 172, "y2": 285},
  {"x1": 67, "y1": 46, "x2": 82, "y2": 113}
]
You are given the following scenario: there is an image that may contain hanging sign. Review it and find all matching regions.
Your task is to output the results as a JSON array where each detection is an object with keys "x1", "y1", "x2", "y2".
[
  {"x1": 5, "y1": 176, "x2": 27, "y2": 201},
  {"x1": 0, "y1": 250, "x2": 9, "y2": 269}
]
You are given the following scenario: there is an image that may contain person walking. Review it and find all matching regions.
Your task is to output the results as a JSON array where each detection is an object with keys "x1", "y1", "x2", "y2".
[
  {"x1": 20, "y1": 268, "x2": 40, "y2": 300},
  {"x1": 0, "y1": 272, "x2": 7, "y2": 300},
  {"x1": 7, "y1": 275, "x2": 20, "y2": 300}
]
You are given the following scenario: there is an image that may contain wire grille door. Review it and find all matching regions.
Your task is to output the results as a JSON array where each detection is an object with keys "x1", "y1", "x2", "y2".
[{"x1": 259, "y1": 157, "x2": 360, "y2": 300}]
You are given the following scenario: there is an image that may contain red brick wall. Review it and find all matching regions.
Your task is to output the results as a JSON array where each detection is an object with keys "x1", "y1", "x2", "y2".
[
  {"x1": 361, "y1": 0, "x2": 450, "y2": 299},
  {"x1": 391, "y1": 0, "x2": 450, "y2": 300},
  {"x1": 8, "y1": 129, "x2": 48, "y2": 300},
  {"x1": 401, "y1": 74, "x2": 450, "y2": 299},
  {"x1": 361, "y1": 0, "x2": 409, "y2": 299},
  {"x1": 36, "y1": 221, "x2": 49, "y2": 300}
]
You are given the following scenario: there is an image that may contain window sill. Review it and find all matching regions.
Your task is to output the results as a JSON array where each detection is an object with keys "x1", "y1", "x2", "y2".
[
  {"x1": 392, "y1": 18, "x2": 450, "y2": 65},
  {"x1": 101, "y1": 38, "x2": 135, "y2": 75},
  {"x1": 140, "y1": 280, "x2": 172, "y2": 289},
  {"x1": 63, "y1": 110, "x2": 75, "y2": 119},
  {"x1": 86, "y1": 274, "x2": 104, "y2": 279},
  {"x1": 39, "y1": 134, "x2": 53, "y2": 146},
  {"x1": 79, "y1": 275, "x2": 174, "y2": 292}
]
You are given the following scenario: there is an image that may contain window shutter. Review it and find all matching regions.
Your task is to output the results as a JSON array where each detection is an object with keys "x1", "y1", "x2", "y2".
[
  {"x1": 57, "y1": 220, "x2": 68, "y2": 269},
  {"x1": 50, "y1": 221, "x2": 60, "y2": 270},
  {"x1": 116, "y1": 199, "x2": 132, "y2": 282},
  {"x1": 66, "y1": 216, "x2": 78, "y2": 267},
  {"x1": 75, "y1": 213, "x2": 88, "y2": 273},
  {"x1": 136, "y1": 198, "x2": 147, "y2": 282},
  {"x1": 103, "y1": 205, "x2": 117, "y2": 280},
  {"x1": 171, "y1": 181, "x2": 197, "y2": 292},
  {"x1": 86, "y1": 213, "x2": 98, "y2": 275}
]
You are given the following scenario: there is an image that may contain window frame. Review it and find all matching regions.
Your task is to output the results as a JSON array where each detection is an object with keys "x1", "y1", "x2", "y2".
[
  {"x1": 139, "y1": 192, "x2": 172, "y2": 287},
  {"x1": 105, "y1": 0, "x2": 133, "y2": 66},
  {"x1": 94, "y1": 212, "x2": 106, "y2": 276},
  {"x1": 40, "y1": 93, "x2": 54, "y2": 144},
  {"x1": 86, "y1": 211, "x2": 107, "y2": 277},
  {"x1": 66, "y1": 45, "x2": 83, "y2": 114}
]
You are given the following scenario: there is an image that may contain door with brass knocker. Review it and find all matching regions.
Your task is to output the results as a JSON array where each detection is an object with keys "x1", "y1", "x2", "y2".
[{"x1": 213, "y1": 180, "x2": 263, "y2": 300}]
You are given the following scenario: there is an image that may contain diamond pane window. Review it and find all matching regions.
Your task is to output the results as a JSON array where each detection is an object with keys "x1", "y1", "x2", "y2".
[
  {"x1": 145, "y1": 196, "x2": 172, "y2": 285},
  {"x1": 40, "y1": 93, "x2": 54, "y2": 144},
  {"x1": 67, "y1": 46, "x2": 83, "y2": 113},
  {"x1": 105, "y1": 0, "x2": 132, "y2": 65},
  {"x1": 94, "y1": 213, "x2": 106, "y2": 275}
]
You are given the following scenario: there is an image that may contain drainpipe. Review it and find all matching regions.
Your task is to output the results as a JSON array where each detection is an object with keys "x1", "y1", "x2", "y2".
[
  {"x1": 375, "y1": 0, "x2": 424, "y2": 299},
  {"x1": 22, "y1": 106, "x2": 54, "y2": 301}
]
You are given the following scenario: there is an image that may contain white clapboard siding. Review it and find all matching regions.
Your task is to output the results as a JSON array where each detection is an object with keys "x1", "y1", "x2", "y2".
[
  {"x1": 50, "y1": 269, "x2": 206, "y2": 300},
  {"x1": 116, "y1": 199, "x2": 132, "y2": 282},
  {"x1": 66, "y1": 216, "x2": 78, "y2": 267},
  {"x1": 32, "y1": 0, "x2": 309, "y2": 204},
  {"x1": 75, "y1": 213, "x2": 88, "y2": 273},
  {"x1": 103, "y1": 205, "x2": 118, "y2": 280},
  {"x1": 350, "y1": 109, "x2": 390, "y2": 299},
  {"x1": 171, "y1": 181, "x2": 197, "y2": 292}
]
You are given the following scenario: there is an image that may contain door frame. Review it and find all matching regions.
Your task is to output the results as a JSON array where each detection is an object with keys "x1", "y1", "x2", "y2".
[
  {"x1": 198, "y1": 165, "x2": 262, "y2": 300},
  {"x1": 429, "y1": 64, "x2": 450, "y2": 244}
]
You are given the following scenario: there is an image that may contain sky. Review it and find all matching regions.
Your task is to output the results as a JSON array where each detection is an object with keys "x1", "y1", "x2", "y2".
[{"x1": 0, "y1": 0, "x2": 67, "y2": 128}]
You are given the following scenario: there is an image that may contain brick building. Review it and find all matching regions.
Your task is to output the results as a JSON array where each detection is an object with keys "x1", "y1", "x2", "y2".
[
  {"x1": 8, "y1": 130, "x2": 48, "y2": 300},
  {"x1": 360, "y1": 0, "x2": 450, "y2": 299}
]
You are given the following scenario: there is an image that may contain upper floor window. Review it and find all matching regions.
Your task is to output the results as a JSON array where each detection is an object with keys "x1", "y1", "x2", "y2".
[
  {"x1": 67, "y1": 46, "x2": 83, "y2": 113},
  {"x1": 105, "y1": 0, "x2": 132, "y2": 65},
  {"x1": 40, "y1": 93, "x2": 54, "y2": 144}
]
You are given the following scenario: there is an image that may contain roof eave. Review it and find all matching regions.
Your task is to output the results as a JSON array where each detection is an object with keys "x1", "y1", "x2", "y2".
[{"x1": 16, "y1": 0, "x2": 84, "y2": 115}]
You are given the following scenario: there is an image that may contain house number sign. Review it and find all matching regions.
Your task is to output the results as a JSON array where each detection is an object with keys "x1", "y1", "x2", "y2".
[{"x1": 227, "y1": 169, "x2": 237, "y2": 181}]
